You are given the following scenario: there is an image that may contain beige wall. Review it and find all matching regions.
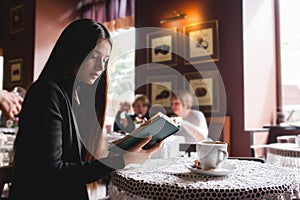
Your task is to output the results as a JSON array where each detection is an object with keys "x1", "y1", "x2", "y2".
[{"x1": 34, "y1": 0, "x2": 81, "y2": 80}]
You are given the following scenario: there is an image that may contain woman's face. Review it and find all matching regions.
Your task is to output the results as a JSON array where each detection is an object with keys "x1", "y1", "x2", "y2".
[
  {"x1": 77, "y1": 38, "x2": 111, "y2": 85},
  {"x1": 171, "y1": 97, "x2": 183, "y2": 116},
  {"x1": 133, "y1": 100, "x2": 148, "y2": 117}
]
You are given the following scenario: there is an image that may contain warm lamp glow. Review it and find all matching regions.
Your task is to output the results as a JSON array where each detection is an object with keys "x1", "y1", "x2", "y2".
[{"x1": 160, "y1": 11, "x2": 187, "y2": 24}]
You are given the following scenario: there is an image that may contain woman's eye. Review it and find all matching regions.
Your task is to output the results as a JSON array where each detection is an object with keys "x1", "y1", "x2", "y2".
[
  {"x1": 90, "y1": 53, "x2": 98, "y2": 59},
  {"x1": 103, "y1": 58, "x2": 109, "y2": 63}
]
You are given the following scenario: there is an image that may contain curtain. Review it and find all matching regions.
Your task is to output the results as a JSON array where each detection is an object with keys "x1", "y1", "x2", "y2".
[{"x1": 81, "y1": 0, "x2": 135, "y2": 32}]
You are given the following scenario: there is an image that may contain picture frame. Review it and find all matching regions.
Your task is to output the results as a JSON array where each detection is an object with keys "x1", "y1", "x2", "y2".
[
  {"x1": 10, "y1": 4, "x2": 25, "y2": 34},
  {"x1": 146, "y1": 75, "x2": 177, "y2": 108},
  {"x1": 9, "y1": 58, "x2": 23, "y2": 83},
  {"x1": 183, "y1": 20, "x2": 220, "y2": 64},
  {"x1": 146, "y1": 27, "x2": 177, "y2": 68},
  {"x1": 184, "y1": 70, "x2": 220, "y2": 113}
]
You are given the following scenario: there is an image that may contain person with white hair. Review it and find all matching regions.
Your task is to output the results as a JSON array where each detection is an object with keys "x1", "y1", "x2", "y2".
[{"x1": 171, "y1": 90, "x2": 208, "y2": 142}]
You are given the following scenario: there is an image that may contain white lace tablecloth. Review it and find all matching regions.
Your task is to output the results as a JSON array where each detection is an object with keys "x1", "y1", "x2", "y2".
[
  {"x1": 108, "y1": 158, "x2": 299, "y2": 200},
  {"x1": 267, "y1": 143, "x2": 300, "y2": 175}
]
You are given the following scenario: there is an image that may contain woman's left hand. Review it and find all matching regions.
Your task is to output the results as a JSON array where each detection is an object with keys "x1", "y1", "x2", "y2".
[{"x1": 122, "y1": 135, "x2": 163, "y2": 166}]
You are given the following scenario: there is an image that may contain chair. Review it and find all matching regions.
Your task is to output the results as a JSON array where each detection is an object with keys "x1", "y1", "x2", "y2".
[
  {"x1": 250, "y1": 126, "x2": 300, "y2": 158},
  {"x1": 206, "y1": 116, "x2": 231, "y2": 155},
  {"x1": 266, "y1": 126, "x2": 300, "y2": 144},
  {"x1": 0, "y1": 165, "x2": 12, "y2": 200},
  {"x1": 179, "y1": 116, "x2": 231, "y2": 157},
  {"x1": 179, "y1": 143, "x2": 196, "y2": 157}
]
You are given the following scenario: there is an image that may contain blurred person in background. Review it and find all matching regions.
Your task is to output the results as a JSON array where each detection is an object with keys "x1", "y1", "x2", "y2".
[
  {"x1": 113, "y1": 94, "x2": 151, "y2": 133},
  {"x1": 112, "y1": 101, "x2": 131, "y2": 133},
  {"x1": 171, "y1": 90, "x2": 208, "y2": 142}
]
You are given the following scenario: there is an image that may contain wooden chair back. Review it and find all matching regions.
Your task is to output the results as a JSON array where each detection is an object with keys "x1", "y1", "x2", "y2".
[
  {"x1": 267, "y1": 127, "x2": 300, "y2": 144},
  {"x1": 206, "y1": 116, "x2": 231, "y2": 155}
]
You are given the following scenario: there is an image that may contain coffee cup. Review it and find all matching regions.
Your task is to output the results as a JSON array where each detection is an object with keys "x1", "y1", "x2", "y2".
[{"x1": 196, "y1": 141, "x2": 228, "y2": 170}]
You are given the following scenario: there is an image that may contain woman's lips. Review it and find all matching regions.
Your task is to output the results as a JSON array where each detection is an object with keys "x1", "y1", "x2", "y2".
[{"x1": 90, "y1": 73, "x2": 99, "y2": 79}]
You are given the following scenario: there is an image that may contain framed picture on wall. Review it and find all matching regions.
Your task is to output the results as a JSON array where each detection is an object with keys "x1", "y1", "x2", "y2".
[
  {"x1": 9, "y1": 58, "x2": 23, "y2": 83},
  {"x1": 184, "y1": 70, "x2": 220, "y2": 113},
  {"x1": 10, "y1": 4, "x2": 25, "y2": 34},
  {"x1": 146, "y1": 75, "x2": 177, "y2": 108},
  {"x1": 183, "y1": 20, "x2": 220, "y2": 65},
  {"x1": 146, "y1": 27, "x2": 177, "y2": 68}
]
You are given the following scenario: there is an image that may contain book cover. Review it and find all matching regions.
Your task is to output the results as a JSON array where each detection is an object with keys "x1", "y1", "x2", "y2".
[{"x1": 108, "y1": 112, "x2": 180, "y2": 154}]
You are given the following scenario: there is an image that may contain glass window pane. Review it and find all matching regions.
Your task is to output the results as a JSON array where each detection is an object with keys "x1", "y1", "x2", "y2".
[
  {"x1": 280, "y1": 0, "x2": 300, "y2": 122},
  {"x1": 105, "y1": 28, "x2": 135, "y2": 129}
]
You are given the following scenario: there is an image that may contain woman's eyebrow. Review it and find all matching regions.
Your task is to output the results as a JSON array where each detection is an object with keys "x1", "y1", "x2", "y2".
[
  {"x1": 93, "y1": 49, "x2": 110, "y2": 57},
  {"x1": 93, "y1": 50, "x2": 101, "y2": 55}
]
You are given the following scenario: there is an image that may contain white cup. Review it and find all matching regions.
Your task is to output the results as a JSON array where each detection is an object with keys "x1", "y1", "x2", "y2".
[{"x1": 196, "y1": 141, "x2": 228, "y2": 170}]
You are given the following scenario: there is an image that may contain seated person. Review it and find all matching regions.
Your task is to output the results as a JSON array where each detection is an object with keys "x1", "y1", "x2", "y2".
[
  {"x1": 171, "y1": 90, "x2": 208, "y2": 142},
  {"x1": 113, "y1": 101, "x2": 131, "y2": 133},
  {"x1": 113, "y1": 94, "x2": 151, "y2": 133}
]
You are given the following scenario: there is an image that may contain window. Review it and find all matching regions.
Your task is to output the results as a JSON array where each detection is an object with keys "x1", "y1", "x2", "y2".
[
  {"x1": 279, "y1": 0, "x2": 300, "y2": 122},
  {"x1": 105, "y1": 28, "x2": 135, "y2": 128}
]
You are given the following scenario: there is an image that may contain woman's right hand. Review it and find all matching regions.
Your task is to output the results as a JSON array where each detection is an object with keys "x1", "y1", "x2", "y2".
[{"x1": 122, "y1": 135, "x2": 163, "y2": 166}]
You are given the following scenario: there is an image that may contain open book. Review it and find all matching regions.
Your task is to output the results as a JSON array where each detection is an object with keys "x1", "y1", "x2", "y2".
[{"x1": 108, "y1": 112, "x2": 181, "y2": 154}]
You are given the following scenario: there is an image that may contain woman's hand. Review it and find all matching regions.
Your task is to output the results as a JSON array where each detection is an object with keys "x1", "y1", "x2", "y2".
[{"x1": 122, "y1": 135, "x2": 163, "y2": 166}]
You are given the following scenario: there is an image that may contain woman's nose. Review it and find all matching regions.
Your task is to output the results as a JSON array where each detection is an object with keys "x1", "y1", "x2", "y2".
[{"x1": 95, "y1": 59, "x2": 104, "y2": 71}]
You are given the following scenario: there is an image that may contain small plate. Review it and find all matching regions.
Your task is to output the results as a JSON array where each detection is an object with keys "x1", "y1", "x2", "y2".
[{"x1": 185, "y1": 162, "x2": 237, "y2": 176}]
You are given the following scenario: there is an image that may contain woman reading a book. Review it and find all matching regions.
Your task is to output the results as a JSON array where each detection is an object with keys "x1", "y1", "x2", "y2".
[
  {"x1": 171, "y1": 90, "x2": 208, "y2": 142},
  {"x1": 10, "y1": 19, "x2": 162, "y2": 200}
]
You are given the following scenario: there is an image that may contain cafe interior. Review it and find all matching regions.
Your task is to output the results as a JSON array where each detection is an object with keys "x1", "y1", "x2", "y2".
[{"x1": 1, "y1": 0, "x2": 300, "y2": 199}]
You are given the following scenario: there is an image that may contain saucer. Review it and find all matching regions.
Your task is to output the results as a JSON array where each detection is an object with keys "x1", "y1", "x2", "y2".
[{"x1": 185, "y1": 162, "x2": 237, "y2": 176}]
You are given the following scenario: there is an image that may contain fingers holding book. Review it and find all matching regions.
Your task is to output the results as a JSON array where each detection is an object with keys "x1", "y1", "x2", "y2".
[
  {"x1": 130, "y1": 135, "x2": 153, "y2": 151},
  {"x1": 122, "y1": 135, "x2": 163, "y2": 166}
]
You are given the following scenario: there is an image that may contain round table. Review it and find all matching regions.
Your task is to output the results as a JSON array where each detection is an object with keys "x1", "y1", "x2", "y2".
[
  {"x1": 108, "y1": 158, "x2": 299, "y2": 200},
  {"x1": 267, "y1": 143, "x2": 300, "y2": 172}
]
